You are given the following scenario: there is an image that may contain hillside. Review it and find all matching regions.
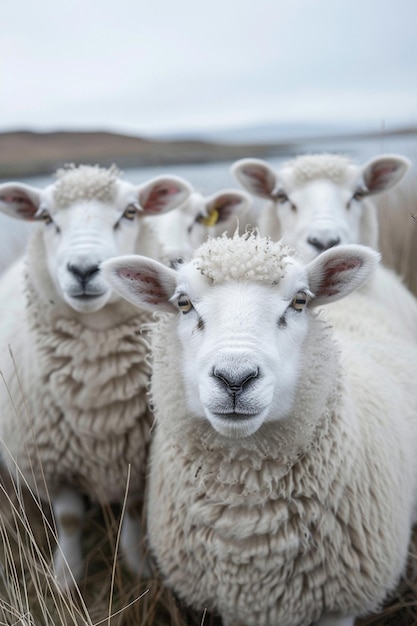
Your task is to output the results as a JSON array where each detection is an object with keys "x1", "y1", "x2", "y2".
[
  {"x1": 1, "y1": 126, "x2": 416, "y2": 179},
  {"x1": 0, "y1": 130, "x2": 293, "y2": 178}
]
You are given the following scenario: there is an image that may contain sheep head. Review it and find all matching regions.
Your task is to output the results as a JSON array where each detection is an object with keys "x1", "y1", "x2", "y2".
[
  {"x1": 0, "y1": 164, "x2": 192, "y2": 313},
  {"x1": 232, "y1": 154, "x2": 410, "y2": 260},
  {"x1": 103, "y1": 233, "x2": 379, "y2": 439},
  {"x1": 157, "y1": 188, "x2": 252, "y2": 261}
]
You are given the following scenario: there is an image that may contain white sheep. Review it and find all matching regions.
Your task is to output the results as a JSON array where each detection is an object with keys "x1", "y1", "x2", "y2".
[
  {"x1": 155, "y1": 188, "x2": 252, "y2": 262},
  {"x1": 0, "y1": 213, "x2": 35, "y2": 273},
  {"x1": 103, "y1": 232, "x2": 417, "y2": 626},
  {"x1": 0, "y1": 163, "x2": 192, "y2": 588},
  {"x1": 232, "y1": 153, "x2": 417, "y2": 340}
]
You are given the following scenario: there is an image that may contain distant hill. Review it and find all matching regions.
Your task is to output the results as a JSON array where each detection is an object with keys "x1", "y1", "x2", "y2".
[
  {"x1": 1, "y1": 126, "x2": 416, "y2": 179},
  {"x1": 0, "y1": 130, "x2": 294, "y2": 179}
]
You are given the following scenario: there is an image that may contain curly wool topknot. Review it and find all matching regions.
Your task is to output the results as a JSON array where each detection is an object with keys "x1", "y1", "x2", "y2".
[
  {"x1": 283, "y1": 153, "x2": 352, "y2": 184},
  {"x1": 53, "y1": 164, "x2": 121, "y2": 208},
  {"x1": 192, "y1": 231, "x2": 295, "y2": 284}
]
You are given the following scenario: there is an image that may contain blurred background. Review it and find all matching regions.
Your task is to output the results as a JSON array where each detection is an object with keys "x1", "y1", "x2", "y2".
[{"x1": 1, "y1": 0, "x2": 416, "y2": 182}]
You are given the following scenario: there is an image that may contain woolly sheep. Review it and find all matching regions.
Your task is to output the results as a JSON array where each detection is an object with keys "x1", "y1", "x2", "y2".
[
  {"x1": 0, "y1": 214, "x2": 34, "y2": 273},
  {"x1": 232, "y1": 153, "x2": 417, "y2": 340},
  {"x1": 103, "y1": 232, "x2": 417, "y2": 626},
  {"x1": 0, "y1": 164, "x2": 192, "y2": 588},
  {"x1": 155, "y1": 188, "x2": 252, "y2": 262}
]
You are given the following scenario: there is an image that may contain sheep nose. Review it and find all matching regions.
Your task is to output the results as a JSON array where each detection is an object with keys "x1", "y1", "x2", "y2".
[
  {"x1": 307, "y1": 235, "x2": 341, "y2": 252},
  {"x1": 67, "y1": 262, "x2": 100, "y2": 283},
  {"x1": 213, "y1": 366, "x2": 259, "y2": 396}
]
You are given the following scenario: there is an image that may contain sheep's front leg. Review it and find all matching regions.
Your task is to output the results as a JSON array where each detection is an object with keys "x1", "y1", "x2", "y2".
[
  {"x1": 315, "y1": 614, "x2": 356, "y2": 626},
  {"x1": 120, "y1": 497, "x2": 150, "y2": 577},
  {"x1": 52, "y1": 488, "x2": 84, "y2": 590}
]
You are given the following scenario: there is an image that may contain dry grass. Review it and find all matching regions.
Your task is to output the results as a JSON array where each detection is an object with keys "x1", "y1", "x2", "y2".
[
  {"x1": 0, "y1": 465, "x2": 222, "y2": 626},
  {"x1": 1, "y1": 468, "x2": 417, "y2": 626},
  {"x1": 377, "y1": 169, "x2": 417, "y2": 297}
]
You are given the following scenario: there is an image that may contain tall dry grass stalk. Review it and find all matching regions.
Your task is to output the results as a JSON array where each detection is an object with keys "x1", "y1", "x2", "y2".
[
  {"x1": 377, "y1": 169, "x2": 417, "y2": 298},
  {"x1": 0, "y1": 461, "x2": 222, "y2": 626}
]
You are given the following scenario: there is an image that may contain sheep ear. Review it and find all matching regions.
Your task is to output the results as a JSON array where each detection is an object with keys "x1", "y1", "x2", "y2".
[
  {"x1": 0, "y1": 183, "x2": 42, "y2": 220},
  {"x1": 306, "y1": 245, "x2": 380, "y2": 306},
  {"x1": 231, "y1": 159, "x2": 277, "y2": 199},
  {"x1": 137, "y1": 176, "x2": 192, "y2": 215},
  {"x1": 201, "y1": 189, "x2": 251, "y2": 226},
  {"x1": 102, "y1": 256, "x2": 178, "y2": 312},
  {"x1": 361, "y1": 154, "x2": 410, "y2": 195}
]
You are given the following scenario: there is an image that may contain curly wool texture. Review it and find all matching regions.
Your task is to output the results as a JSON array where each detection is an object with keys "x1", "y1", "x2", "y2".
[
  {"x1": 0, "y1": 266, "x2": 153, "y2": 502},
  {"x1": 281, "y1": 153, "x2": 353, "y2": 184},
  {"x1": 146, "y1": 237, "x2": 417, "y2": 626},
  {"x1": 193, "y1": 231, "x2": 295, "y2": 284},
  {"x1": 0, "y1": 204, "x2": 157, "y2": 504},
  {"x1": 53, "y1": 163, "x2": 120, "y2": 209}
]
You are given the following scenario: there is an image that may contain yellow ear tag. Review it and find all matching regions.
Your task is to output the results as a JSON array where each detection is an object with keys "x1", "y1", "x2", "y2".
[{"x1": 201, "y1": 208, "x2": 219, "y2": 227}]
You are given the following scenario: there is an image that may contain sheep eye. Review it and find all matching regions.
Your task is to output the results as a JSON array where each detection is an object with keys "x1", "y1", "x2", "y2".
[
  {"x1": 291, "y1": 291, "x2": 307, "y2": 311},
  {"x1": 177, "y1": 295, "x2": 193, "y2": 313},
  {"x1": 38, "y1": 209, "x2": 53, "y2": 225},
  {"x1": 352, "y1": 189, "x2": 365, "y2": 202},
  {"x1": 122, "y1": 205, "x2": 137, "y2": 220},
  {"x1": 275, "y1": 191, "x2": 289, "y2": 204}
]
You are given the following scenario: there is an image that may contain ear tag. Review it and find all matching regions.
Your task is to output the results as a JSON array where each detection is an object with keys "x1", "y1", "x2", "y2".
[{"x1": 201, "y1": 208, "x2": 219, "y2": 227}]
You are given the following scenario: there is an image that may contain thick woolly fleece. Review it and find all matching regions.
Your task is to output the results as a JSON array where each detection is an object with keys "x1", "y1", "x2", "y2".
[
  {"x1": 0, "y1": 227, "x2": 153, "y2": 503},
  {"x1": 146, "y1": 236, "x2": 417, "y2": 626}
]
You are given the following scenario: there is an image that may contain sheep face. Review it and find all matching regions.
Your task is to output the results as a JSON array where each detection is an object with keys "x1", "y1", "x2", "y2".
[
  {"x1": 103, "y1": 235, "x2": 380, "y2": 439},
  {"x1": 0, "y1": 167, "x2": 192, "y2": 313},
  {"x1": 232, "y1": 154, "x2": 410, "y2": 260},
  {"x1": 39, "y1": 193, "x2": 145, "y2": 313},
  {"x1": 174, "y1": 266, "x2": 310, "y2": 437}
]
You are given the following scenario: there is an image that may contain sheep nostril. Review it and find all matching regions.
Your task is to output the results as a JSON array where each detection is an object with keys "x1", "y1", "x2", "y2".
[
  {"x1": 307, "y1": 236, "x2": 326, "y2": 252},
  {"x1": 307, "y1": 236, "x2": 341, "y2": 252},
  {"x1": 327, "y1": 236, "x2": 341, "y2": 249},
  {"x1": 213, "y1": 367, "x2": 259, "y2": 396},
  {"x1": 67, "y1": 263, "x2": 100, "y2": 282}
]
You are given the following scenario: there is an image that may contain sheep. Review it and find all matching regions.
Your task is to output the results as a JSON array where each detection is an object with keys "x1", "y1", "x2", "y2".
[
  {"x1": 0, "y1": 213, "x2": 35, "y2": 273},
  {"x1": 103, "y1": 232, "x2": 417, "y2": 626},
  {"x1": 231, "y1": 153, "x2": 417, "y2": 341},
  {"x1": 155, "y1": 188, "x2": 252, "y2": 262},
  {"x1": 0, "y1": 163, "x2": 192, "y2": 589}
]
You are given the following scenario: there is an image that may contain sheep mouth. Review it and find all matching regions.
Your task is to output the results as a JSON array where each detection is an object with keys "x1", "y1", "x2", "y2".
[
  {"x1": 211, "y1": 411, "x2": 260, "y2": 421},
  {"x1": 65, "y1": 290, "x2": 111, "y2": 313},
  {"x1": 207, "y1": 409, "x2": 267, "y2": 438},
  {"x1": 71, "y1": 293, "x2": 106, "y2": 301}
]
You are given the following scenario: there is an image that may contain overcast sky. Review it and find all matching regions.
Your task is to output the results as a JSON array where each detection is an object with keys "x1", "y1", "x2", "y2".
[{"x1": 1, "y1": 0, "x2": 417, "y2": 137}]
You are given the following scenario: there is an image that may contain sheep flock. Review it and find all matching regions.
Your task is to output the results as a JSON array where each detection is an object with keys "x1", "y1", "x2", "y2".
[{"x1": 0, "y1": 153, "x2": 416, "y2": 626}]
